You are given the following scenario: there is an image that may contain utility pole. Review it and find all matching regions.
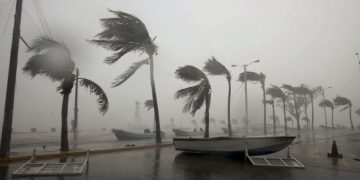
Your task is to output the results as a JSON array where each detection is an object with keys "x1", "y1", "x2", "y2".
[
  {"x1": 73, "y1": 68, "x2": 79, "y2": 142},
  {"x1": 0, "y1": 0, "x2": 23, "y2": 158},
  {"x1": 232, "y1": 59, "x2": 260, "y2": 136},
  {"x1": 243, "y1": 65, "x2": 249, "y2": 135}
]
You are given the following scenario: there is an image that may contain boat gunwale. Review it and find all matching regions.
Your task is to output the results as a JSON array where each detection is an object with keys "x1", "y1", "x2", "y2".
[{"x1": 173, "y1": 136, "x2": 296, "y2": 141}]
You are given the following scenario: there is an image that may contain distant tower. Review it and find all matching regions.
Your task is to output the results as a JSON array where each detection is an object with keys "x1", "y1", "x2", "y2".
[{"x1": 134, "y1": 101, "x2": 142, "y2": 121}]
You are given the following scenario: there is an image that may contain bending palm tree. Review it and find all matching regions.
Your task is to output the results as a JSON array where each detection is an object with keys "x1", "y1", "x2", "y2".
[
  {"x1": 333, "y1": 96, "x2": 354, "y2": 130},
  {"x1": 319, "y1": 100, "x2": 334, "y2": 129},
  {"x1": 239, "y1": 71, "x2": 267, "y2": 134},
  {"x1": 23, "y1": 37, "x2": 109, "y2": 152},
  {"x1": 203, "y1": 57, "x2": 232, "y2": 136},
  {"x1": 175, "y1": 66, "x2": 212, "y2": 138},
  {"x1": 91, "y1": 10, "x2": 161, "y2": 143},
  {"x1": 282, "y1": 84, "x2": 301, "y2": 130},
  {"x1": 266, "y1": 85, "x2": 287, "y2": 135}
]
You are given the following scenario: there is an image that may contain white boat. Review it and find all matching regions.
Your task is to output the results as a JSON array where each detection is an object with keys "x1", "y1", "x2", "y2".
[
  {"x1": 173, "y1": 128, "x2": 203, "y2": 137},
  {"x1": 112, "y1": 129, "x2": 164, "y2": 140},
  {"x1": 173, "y1": 136, "x2": 295, "y2": 155}
]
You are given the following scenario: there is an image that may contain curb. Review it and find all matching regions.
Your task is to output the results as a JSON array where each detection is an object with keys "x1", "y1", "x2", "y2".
[{"x1": 0, "y1": 142, "x2": 173, "y2": 164}]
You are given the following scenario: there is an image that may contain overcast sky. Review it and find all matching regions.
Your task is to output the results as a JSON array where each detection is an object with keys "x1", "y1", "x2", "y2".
[{"x1": 0, "y1": 0, "x2": 360, "y2": 133}]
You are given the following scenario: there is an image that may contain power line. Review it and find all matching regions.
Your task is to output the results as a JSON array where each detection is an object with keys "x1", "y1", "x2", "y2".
[
  {"x1": 23, "y1": 9, "x2": 42, "y2": 34},
  {"x1": 2, "y1": 0, "x2": 16, "y2": 35},
  {"x1": 32, "y1": 0, "x2": 47, "y2": 35},
  {"x1": 35, "y1": 0, "x2": 52, "y2": 37}
]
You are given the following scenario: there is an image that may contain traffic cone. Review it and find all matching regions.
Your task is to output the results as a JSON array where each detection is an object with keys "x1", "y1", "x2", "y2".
[{"x1": 327, "y1": 140, "x2": 343, "y2": 158}]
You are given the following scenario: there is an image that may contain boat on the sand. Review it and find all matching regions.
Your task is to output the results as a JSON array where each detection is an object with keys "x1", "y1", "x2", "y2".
[
  {"x1": 173, "y1": 136, "x2": 295, "y2": 155},
  {"x1": 173, "y1": 128, "x2": 203, "y2": 137},
  {"x1": 112, "y1": 129, "x2": 164, "y2": 140}
]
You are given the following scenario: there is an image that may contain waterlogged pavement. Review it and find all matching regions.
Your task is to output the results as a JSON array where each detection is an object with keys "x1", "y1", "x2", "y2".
[{"x1": 1, "y1": 129, "x2": 360, "y2": 180}]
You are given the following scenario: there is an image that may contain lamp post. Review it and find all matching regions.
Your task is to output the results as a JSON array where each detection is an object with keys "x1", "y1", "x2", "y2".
[
  {"x1": 232, "y1": 60, "x2": 260, "y2": 135},
  {"x1": 322, "y1": 86, "x2": 332, "y2": 127}
]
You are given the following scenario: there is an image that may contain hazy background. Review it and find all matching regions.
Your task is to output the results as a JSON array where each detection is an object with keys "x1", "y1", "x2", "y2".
[{"x1": 0, "y1": 0, "x2": 360, "y2": 133}]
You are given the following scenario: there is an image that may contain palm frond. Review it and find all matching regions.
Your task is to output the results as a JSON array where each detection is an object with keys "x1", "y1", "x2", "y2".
[
  {"x1": 91, "y1": 10, "x2": 155, "y2": 63},
  {"x1": 238, "y1": 71, "x2": 261, "y2": 82},
  {"x1": 319, "y1": 99, "x2": 334, "y2": 109},
  {"x1": 333, "y1": 95, "x2": 351, "y2": 107},
  {"x1": 296, "y1": 85, "x2": 312, "y2": 95},
  {"x1": 175, "y1": 81, "x2": 208, "y2": 116},
  {"x1": 144, "y1": 99, "x2": 153, "y2": 111},
  {"x1": 339, "y1": 106, "x2": 349, "y2": 112},
  {"x1": 282, "y1": 84, "x2": 295, "y2": 93},
  {"x1": 112, "y1": 58, "x2": 149, "y2": 87},
  {"x1": 203, "y1": 57, "x2": 230, "y2": 79},
  {"x1": 266, "y1": 85, "x2": 286, "y2": 100},
  {"x1": 23, "y1": 54, "x2": 74, "y2": 81},
  {"x1": 79, "y1": 78, "x2": 109, "y2": 114},
  {"x1": 259, "y1": 72, "x2": 266, "y2": 86},
  {"x1": 28, "y1": 36, "x2": 68, "y2": 53},
  {"x1": 175, "y1": 65, "x2": 207, "y2": 83}
]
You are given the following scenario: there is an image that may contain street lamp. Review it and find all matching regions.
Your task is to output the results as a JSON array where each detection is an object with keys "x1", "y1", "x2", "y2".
[{"x1": 232, "y1": 60, "x2": 260, "y2": 135}]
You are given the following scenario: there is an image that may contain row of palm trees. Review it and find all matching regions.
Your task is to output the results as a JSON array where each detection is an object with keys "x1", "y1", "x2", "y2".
[
  {"x1": 175, "y1": 58, "x2": 357, "y2": 138},
  {"x1": 13, "y1": 9, "x2": 358, "y2": 153}
]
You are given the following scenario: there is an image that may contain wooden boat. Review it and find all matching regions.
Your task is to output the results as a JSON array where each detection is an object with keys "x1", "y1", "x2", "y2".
[
  {"x1": 112, "y1": 129, "x2": 164, "y2": 140},
  {"x1": 173, "y1": 136, "x2": 295, "y2": 155},
  {"x1": 173, "y1": 128, "x2": 203, "y2": 137}
]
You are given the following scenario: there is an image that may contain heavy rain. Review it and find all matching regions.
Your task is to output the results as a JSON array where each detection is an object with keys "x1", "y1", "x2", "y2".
[{"x1": 0, "y1": 0, "x2": 360, "y2": 179}]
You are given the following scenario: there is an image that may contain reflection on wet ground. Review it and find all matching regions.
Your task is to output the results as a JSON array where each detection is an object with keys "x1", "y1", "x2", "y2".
[{"x1": 1, "y1": 129, "x2": 360, "y2": 180}]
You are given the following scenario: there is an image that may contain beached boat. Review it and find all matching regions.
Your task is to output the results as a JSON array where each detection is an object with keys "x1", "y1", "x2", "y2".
[
  {"x1": 221, "y1": 127, "x2": 245, "y2": 135},
  {"x1": 173, "y1": 128, "x2": 203, "y2": 137},
  {"x1": 173, "y1": 136, "x2": 295, "y2": 155},
  {"x1": 112, "y1": 129, "x2": 164, "y2": 140},
  {"x1": 320, "y1": 125, "x2": 346, "y2": 130}
]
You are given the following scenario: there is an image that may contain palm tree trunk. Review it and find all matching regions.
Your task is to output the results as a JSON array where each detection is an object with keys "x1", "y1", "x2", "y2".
[
  {"x1": 283, "y1": 100, "x2": 287, "y2": 135},
  {"x1": 311, "y1": 96, "x2": 314, "y2": 130},
  {"x1": 149, "y1": 56, "x2": 161, "y2": 143},
  {"x1": 204, "y1": 92, "x2": 211, "y2": 138},
  {"x1": 227, "y1": 79, "x2": 233, "y2": 136},
  {"x1": 272, "y1": 100, "x2": 276, "y2": 136},
  {"x1": 262, "y1": 83, "x2": 267, "y2": 135},
  {"x1": 61, "y1": 93, "x2": 70, "y2": 152},
  {"x1": 331, "y1": 109, "x2": 334, "y2": 130},
  {"x1": 349, "y1": 106, "x2": 354, "y2": 130},
  {"x1": 304, "y1": 103, "x2": 309, "y2": 128},
  {"x1": 293, "y1": 94, "x2": 300, "y2": 131}
]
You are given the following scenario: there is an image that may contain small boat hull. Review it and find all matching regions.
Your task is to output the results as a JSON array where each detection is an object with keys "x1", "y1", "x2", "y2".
[
  {"x1": 112, "y1": 129, "x2": 163, "y2": 140},
  {"x1": 173, "y1": 128, "x2": 203, "y2": 137},
  {"x1": 173, "y1": 136, "x2": 295, "y2": 155}
]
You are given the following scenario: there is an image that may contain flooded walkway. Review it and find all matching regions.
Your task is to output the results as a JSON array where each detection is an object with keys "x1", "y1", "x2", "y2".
[{"x1": 1, "y1": 129, "x2": 360, "y2": 179}]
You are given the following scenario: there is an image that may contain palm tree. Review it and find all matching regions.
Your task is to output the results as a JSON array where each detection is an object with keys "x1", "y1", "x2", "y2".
[
  {"x1": 297, "y1": 85, "x2": 322, "y2": 130},
  {"x1": 319, "y1": 100, "x2": 334, "y2": 129},
  {"x1": 175, "y1": 65, "x2": 212, "y2": 138},
  {"x1": 282, "y1": 84, "x2": 301, "y2": 130},
  {"x1": 144, "y1": 99, "x2": 154, "y2": 111},
  {"x1": 203, "y1": 57, "x2": 232, "y2": 136},
  {"x1": 239, "y1": 71, "x2": 267, "y2": 134},
  {"x1": 333, "y1": 96, "x2": 354, "y2": 130},
  {"x1": 90, "y1": 10, "x2": 162, "y2": 143},
  {"x1": 266, "y1": 85, "x2": 288, "y2": 135},
  {"x1": 23, "y1": 37, "x2": 109, "y2": 152}
]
